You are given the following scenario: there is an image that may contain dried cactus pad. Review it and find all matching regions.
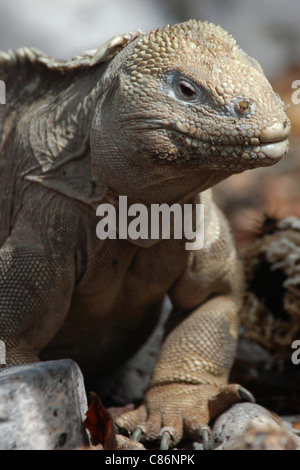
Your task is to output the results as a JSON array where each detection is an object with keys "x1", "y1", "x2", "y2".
[{"x1": 241, "y1": 216, "x2": 300, "y2": 352}]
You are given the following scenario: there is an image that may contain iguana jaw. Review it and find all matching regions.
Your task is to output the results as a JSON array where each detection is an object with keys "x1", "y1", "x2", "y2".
[{"x1": 156, "y1": 129, "x2": 290, "y2": 169}]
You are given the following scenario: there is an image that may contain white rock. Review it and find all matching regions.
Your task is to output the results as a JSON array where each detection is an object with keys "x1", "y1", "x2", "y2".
[{"x1": 0, "y1": 359, "x2": 88, "y2": 450}]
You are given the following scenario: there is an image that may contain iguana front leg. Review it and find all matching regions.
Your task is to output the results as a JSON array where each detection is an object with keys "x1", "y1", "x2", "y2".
[
  {"x1": 0, "y1": 193, "x2": 76, "y2": 365},
  {"x1": 116, "y1": 296, "x2": 251, "y2": 448},
  {"x1": 116, "y1": 198, "x2": 253, "y2": 448}
]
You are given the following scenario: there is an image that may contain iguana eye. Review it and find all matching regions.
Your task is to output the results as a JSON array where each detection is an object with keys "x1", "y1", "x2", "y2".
[
  {"x1": 169, "y1": 72, "x2": 206, "y2": 104},
  {"x1": 177, "y1": 80, "x2": 197, "y2": 100}
]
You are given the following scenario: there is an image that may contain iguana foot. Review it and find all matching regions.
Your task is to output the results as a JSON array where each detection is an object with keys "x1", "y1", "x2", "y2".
[{"x1": 115, "y1": 383, "x2": 255, "y2": 449}]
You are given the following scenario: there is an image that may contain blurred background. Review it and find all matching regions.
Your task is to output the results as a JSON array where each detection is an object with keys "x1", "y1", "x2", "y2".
[
  {"x1": 1, "y1": 0, "x2": 300, "y2": 244},
  {"x1": 1, "y1": 0, "x2": 300, "y2": 77},
  {"x1": 2, "y1": 0, "x2": 300, "y2": 416}
]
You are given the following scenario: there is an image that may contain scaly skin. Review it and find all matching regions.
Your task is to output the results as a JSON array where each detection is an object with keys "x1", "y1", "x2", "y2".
[{"x1": 0, "y1": 20, "x2": 290, "y2": 447}]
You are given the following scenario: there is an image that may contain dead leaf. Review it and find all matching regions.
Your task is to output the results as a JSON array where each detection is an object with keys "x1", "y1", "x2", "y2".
[{"x1": 84, "y1": 392, "x2": 118, "y2": 450}]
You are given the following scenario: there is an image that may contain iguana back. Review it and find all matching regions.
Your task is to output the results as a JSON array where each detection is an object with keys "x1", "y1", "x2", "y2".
[{"x1": 0, "y1": 32, "x2": 143, "y2": 245}]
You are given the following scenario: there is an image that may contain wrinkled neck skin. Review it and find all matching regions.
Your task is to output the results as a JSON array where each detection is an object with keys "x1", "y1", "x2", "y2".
[
  {"x1": 89, "y1": 74, "x2": 235, "y2": 248},
  {"x1": 90, "y1": 87, "x2": 232, "y2": 209},
  {"x1": 90, "y1": 92, "x2": 234, "y2": 248}
]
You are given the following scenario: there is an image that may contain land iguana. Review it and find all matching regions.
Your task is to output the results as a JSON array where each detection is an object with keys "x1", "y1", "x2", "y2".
[{"x1": 0, "y1": 20, "x2": 290, "y2": 448}]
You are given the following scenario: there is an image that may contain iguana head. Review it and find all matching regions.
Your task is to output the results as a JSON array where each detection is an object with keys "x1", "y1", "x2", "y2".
[{"x1": 90, "y1": 20, "x2": 290, "y2": 203}]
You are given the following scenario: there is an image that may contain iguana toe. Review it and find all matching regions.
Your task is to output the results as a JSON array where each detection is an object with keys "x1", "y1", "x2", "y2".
[{"x1": 208, "y1": 383, "x2": 256, "y2": 420}]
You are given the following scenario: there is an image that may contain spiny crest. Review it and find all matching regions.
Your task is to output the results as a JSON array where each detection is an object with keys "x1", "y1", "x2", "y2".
[
  {"x1": 128, "y1": 20, "x2": 239, "y2": 77},
  {"x1": 0, "y1": 30, "x2": 145, "y2": 72},
  {"x1": 0, "y1": 20, "x2": 239, "y2": 77}
]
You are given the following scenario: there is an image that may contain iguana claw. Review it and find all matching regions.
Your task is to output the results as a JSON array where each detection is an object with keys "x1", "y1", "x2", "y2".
[
  {"x1": 131, "y1": 427, "x2": 143, "y2": 442},
  {"x1": 160, "y1": 429, "x2": 172, "y2": 450},
  {"x1": 238, "y1": 386, "x2": 255, "y2": 403},
  {"x1": 201, "y1": 426, "x2": 211, "y2": 450}
]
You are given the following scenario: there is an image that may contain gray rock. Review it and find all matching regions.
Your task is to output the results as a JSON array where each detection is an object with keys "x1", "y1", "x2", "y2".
[
  {"x1": 211, "y1": 403, "x2": 300, "y2": 450},
  {"x1": 0, "y1": 359, "x2": 89, "y2": 450}
]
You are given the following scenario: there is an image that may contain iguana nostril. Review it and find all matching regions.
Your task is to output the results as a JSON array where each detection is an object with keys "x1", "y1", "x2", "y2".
[
  {"x1": 234, "y1": 98, "x2": 255, "y2": 116},
  {"x1": 260, "y1": 119, "x2": 291, "y2": 142},
  {"x1": 236, "y1": 100, "x2": 249, "y2": 113}
]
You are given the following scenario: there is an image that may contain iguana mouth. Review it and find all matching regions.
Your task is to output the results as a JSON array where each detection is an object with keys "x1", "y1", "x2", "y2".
[
  {"x1": 165, "y1": 129, "x2": 289, "y2": 165},
  {"x1": 256, "y1": 139, "x2": 289, "y2": 160}
]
